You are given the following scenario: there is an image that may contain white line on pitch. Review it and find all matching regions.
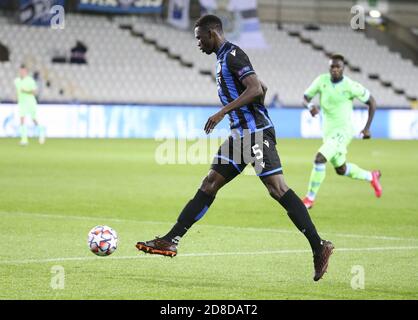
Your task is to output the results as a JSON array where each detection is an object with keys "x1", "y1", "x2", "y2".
[
  {"x1": 1, "y1": 246, "x2": 418, "y2": 265},
  {"x1": 1, "y1": 210, "x2": 417, "y2": 243}
]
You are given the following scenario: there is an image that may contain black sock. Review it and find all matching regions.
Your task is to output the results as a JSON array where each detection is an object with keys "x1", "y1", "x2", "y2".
[
  {"x1": 279, "y1": 189, "x2": 322, "y2": 253},
  {"x1": 163, "y1": 189, "x2": 215, "y2": 244}
]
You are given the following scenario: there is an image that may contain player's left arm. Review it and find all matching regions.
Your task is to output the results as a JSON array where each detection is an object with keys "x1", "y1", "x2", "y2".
[
  {"x1": 361, "y1": 95, "x2": 376, "y2": 139},
  {"x1": 259, "y1": 79, "x2": 268, "y2": 105},
  {"x1": 352, "y1": 81, "x2": 376, "y2": 139}
]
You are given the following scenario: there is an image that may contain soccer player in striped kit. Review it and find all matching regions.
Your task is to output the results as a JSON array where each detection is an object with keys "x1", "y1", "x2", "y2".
[{"x1": 137, "y1": 15, "x2": 334, "y2": 281}]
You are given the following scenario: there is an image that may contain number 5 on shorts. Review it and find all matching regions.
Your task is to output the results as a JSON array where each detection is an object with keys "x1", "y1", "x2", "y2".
[{"x1": 252, "y1": 144, "x2": 263, "y2": 160}]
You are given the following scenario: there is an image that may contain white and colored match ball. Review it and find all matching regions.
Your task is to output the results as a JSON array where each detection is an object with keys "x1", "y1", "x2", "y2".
[{"x1": 87, "y1": 225, "x2": 118, "y2": 256}]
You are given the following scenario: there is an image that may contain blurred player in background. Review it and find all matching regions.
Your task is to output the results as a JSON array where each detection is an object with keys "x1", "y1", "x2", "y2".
[
  {"x1": 137, "y1": 15, "x2": 334, "y2": 281},
  {"x1": 14, "y1": 65, "x2": 45, "y2": 145},
  {"x1": 302, "y1": 54, "x2": 382, "y2": 209}
]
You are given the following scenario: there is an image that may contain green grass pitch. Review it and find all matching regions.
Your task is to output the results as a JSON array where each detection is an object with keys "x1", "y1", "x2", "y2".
[{"x1": 0, "y1": 138, "x2": 417, "y2": 300}]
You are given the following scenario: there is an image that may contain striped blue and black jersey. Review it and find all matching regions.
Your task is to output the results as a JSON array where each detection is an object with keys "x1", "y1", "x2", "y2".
[{"x1": 216, "y1": 41, "x2": 273, "y2": 136}]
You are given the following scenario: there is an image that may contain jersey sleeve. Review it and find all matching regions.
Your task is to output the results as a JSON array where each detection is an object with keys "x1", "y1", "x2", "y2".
[
  {"x1": 304, "y1": 76, "x2": 322, "y2": 99},
  {"x1": 350, "y1": 80, "x2": 370, "y2": 103},
  {"x1": 226, "y1": 49, "x2": 256, "y2": 83}
]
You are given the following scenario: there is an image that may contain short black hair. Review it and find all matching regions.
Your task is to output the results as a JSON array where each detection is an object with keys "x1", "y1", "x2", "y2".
[
  {"x1": 194, "y1": 14, "x2": 223, "y2": 33},
  {"x1": 330, "y1": 54, "x2": 345, "y2": 63}
]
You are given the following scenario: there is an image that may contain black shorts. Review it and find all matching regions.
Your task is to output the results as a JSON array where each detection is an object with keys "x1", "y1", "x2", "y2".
[{"x1": 211, "y1": 127, "x2": 283, "y2": 182}]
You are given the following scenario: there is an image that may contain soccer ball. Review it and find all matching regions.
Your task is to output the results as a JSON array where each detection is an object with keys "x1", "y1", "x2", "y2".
[{"x1": 87, "y1": 225, "x2": 118, "y2": 256}]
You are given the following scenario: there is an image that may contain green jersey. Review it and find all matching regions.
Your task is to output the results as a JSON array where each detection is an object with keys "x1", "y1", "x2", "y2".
[
  {"x1": 304, "y1": 74, "x2": 370, "y2": 137},
  {"x1": 14, "y1": 76, "x2": 37, "y2": 107}
]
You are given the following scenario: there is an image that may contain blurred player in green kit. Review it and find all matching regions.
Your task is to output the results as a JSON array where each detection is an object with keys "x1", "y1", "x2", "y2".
[
  {"x1": 302, "y1": 54, "x2": 382, "y2": 209},
  {"x1": 14, "y1": 65, "x2": 45, "y2": 146}
]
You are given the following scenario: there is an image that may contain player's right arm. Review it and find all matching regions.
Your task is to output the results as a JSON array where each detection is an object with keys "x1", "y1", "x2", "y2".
[
  {"x1": 303, "y1": 75, "x2": 322, "y2": 117},
  {"x1": 204, "y1": 74, "x2": 263, "y2": 134},
  {"x1": 204, "y1": 48, "x2": 264, "y2": 134}
]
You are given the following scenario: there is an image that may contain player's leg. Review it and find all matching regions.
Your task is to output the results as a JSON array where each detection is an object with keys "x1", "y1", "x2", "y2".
[
  {"x1": 333, "y1": 158, "x2": 382, "y2": 198},
  {"x1": 303, "y1": 152, "x2": 327, "y2": 209},
  {"x1": 261, "y1": 173, "x2": 334, "y2": 281},
  {"x1": 254, "y1": 128, "x2": 323, "y2": 252},
  {"x1": 19, "y1": 115, "x2": 28, "y2": 146},
  {"x1": 136, "y1": 136, "x2": 246, "y2": 256},
  {"x1": 262, "y1": 173, "x2": 322, "y2": 253},
  {"x1": 304, "y1": 132, "x2": 347, "y2": 208},
  {"x1": 334, "y1": 161, "x2": 371, "y2": 180},
  {"x1": 160, "y1": 169, "x2": 227, "y2": 244},
  {"x1": 136, "y1": 169, "x2": 228, "y2": 256},
  {"x1": 30, "y1": 106, "x2": 45, "y2": 144},
  {"x1": 164, "y1": 132, "x2": 250, "y2": 241},
  {"x1": 256, "y1": 128, "x2": 333, "y2": 281},
  {"x1": 163, "y1": 135, "x2": 247, "y2": 244},
  {"x1": 136, "y1": 170, "x2": 237, "y2": 256}
]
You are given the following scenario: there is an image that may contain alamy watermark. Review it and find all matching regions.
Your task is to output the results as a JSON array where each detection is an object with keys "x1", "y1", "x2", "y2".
[
  {"x1": 50, "y1": 5, "x2": 65, "y2": 29},
  {"x1": 50, "y1": 265, "x2": 65, "y2": 289},
  {"x1": 154, "y1": 128, "x2": 268, "y2": 176},
  {"x1": 350, "y1": 265, "x2": 365, "y2": 290},
  {"x1": 350, "y1": 5, "x2": 366, "y2": 30}
]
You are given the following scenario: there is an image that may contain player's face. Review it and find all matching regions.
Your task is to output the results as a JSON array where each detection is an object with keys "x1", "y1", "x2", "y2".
[
  {"x1": 19, "y1": 68, "x2": 28, "y2": 78},
  {"x1": 329, "y1": 59, "x2": 344, "y2": 80},
  {"x1": 194, "y1": 26, "x2": 214, "y2": 55}
]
